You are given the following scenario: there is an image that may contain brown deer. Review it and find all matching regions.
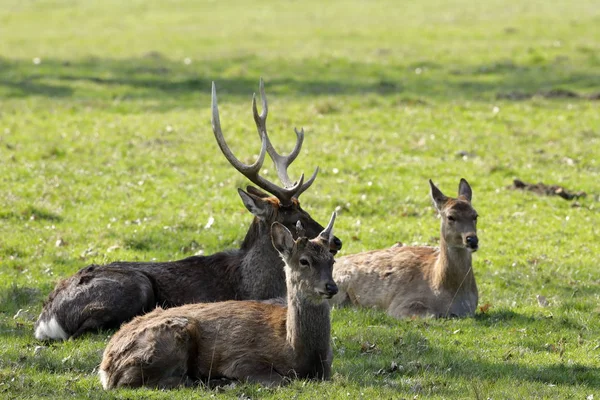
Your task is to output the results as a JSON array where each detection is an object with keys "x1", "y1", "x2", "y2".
[
  {"x1": 99, "y1": 212, "x2": 338, "y2": 389},
  {"x1": 330, "y1": 179, "x2": 478, "y2": 318},
  {"x1": 34, "y1": 80, "x2": 342, "y2": 341}
]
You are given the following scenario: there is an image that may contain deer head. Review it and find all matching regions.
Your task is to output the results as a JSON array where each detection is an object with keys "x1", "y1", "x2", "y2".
[
  {"x1": 212, "y1": 79, "x2": 342, "y2": 254},
  {"x1": 271, "y1": 211, "x2": 338, "y2": 302},
  {"x1": 430, "y1": 178, "x2": 479, "y2": 252}
]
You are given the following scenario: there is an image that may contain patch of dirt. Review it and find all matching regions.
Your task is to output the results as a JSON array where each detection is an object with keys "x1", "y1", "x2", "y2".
[
  {"x1": 541, "y1": 88, "x2": 579, "y2": 98},
  {"x1": 508, "y1": 179, "x2": 586, "y2": 200},
  {"x1": 496, "y1": 89, "x2": 600, "y2": 101},
  {"x1": 587, "y1": 92, "x2": 600, "y2": 100},
  {"x1": 496, "y1": 91, "x2": 533, "y2": 100}
]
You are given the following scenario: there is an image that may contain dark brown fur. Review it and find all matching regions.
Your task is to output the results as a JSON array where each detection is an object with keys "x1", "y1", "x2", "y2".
[{"x1": 35, "y1": 190, "x2": 342, "y2": 340}]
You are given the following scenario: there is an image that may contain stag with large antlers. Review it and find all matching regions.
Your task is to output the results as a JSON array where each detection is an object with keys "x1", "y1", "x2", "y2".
[
  {"x1": 35, "y1": 80, "x2": 342, "y2": 341},
  {"x1": 100, "y1": 213, "x2": 338, "y2": 389},
  {"x1": 331, "y1": 179, "x2": 479, "y2": 318}
]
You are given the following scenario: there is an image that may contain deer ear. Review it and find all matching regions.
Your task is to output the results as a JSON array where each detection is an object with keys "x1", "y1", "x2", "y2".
[
  {"x1": 271, "y1": 222, "x2": 295, "y2": 256},
  {"x1": 458, "y1": 178, "x2": 472, "y2": 202},
  {"x1": 238, "y1": 188, "x2": 273, "y2": 219},
  {"x1": 429, "y1": 179, "x2": 448, "y2": 211}
]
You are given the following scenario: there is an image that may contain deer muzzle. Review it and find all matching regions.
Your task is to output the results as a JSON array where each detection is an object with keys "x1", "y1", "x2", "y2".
[
  {"x1": 465, "y1": 235, "x2": 479, "y2": 252},
  {"x1": 318, "y1": 282, "x2": 338, "y2": 299},
  {"x1": 325, "y1": 282, "x2": 338, "y2": 297}
]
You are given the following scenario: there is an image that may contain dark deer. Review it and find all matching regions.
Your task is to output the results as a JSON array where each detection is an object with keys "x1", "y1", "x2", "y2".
[
  {"x1": 34, "y1": 80, "x2": 342, "y2": 341},
  {"x1": 331, "y1": 179, "x2": 478, "y2": 318},
  {"x1": 99, "y1": 212, "x2": 338, "y2": 389}
]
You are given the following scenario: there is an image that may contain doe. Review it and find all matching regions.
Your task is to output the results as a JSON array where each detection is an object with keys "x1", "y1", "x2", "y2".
[
  {"x1": 331, "y1": 179, "x2": 479, "y2": 318},
  {"x1": 99, "y1": 212, "x2": 339, "y2": 388}
]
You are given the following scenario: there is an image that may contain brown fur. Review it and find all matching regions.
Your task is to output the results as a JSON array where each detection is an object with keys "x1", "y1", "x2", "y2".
[
  {"x1": 99, "y1": 217, "x2": 338, "y2": 389},
  {"x1": 35, "y1": 190, "x2": 342, "y2": 341},
  {"x1": 331, "y1": 179, "x2": 479, "y2": 318},
  {"x1": 36, "y1": 81, "x2": 343, "y2": 341}
]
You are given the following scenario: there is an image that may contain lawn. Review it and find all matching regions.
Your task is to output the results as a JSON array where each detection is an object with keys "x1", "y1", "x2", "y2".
[{"x1": 0, "y1": 0, "x2": 599, "y2": 398}]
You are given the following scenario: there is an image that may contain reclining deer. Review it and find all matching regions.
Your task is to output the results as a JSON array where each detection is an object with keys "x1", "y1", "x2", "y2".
[
  {"x1": 331, "y1": 179, "x2": 479, "y2": 318},
  {"x1": 99, "y1": 212, "x2": 339, "y2": 389},
  {"x1": 34, "y1": 80, "x2": 342, "y2": 341}
]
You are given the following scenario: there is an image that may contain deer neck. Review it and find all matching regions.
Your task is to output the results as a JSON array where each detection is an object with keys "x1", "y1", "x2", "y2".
[
  {"x1": 285, "y1": 275, "x2": 331, "y2": 377},
  {"x1": 239, "y1": 218, "x2": 287, "y2": 299},
  {"x1": 432, "y1": 235, "x2": 474, "y2": 292}
]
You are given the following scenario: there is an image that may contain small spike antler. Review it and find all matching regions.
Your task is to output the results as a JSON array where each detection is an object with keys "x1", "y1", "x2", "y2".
[
  {"x1": 295, "y1": 220, "x2": 306, "y2": 238},
  {"x1": 212, "y1": 81, "x2": 311, "y2": 206},
  {"x1": 319, "y1": 211, "x2": 337, "y2": 243}
]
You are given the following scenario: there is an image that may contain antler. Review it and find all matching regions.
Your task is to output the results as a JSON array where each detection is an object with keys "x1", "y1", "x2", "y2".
[
  {"x1": 319, "y1": 211, "x2": 337, "y2": 243},
  {"x1": 252, "y1": 78, "x2": 319, "y2": 199},
  {"x1": 212, "y1": 81, "x2": 306, "y2": 206},
  {"x1": 295, "y1": 220, "x2": 306, "y2": 238}
]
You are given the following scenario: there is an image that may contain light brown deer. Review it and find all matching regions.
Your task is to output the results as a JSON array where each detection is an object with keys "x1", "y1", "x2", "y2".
[
  {"x1": 34, "y1": 80, "x2": 342, "y2": 341},
  {"x1": 99, "y1": 212, "x2": 338, "y2": 389},
  {"x1": 331, "y1": 179, "x2": 479, "y2": 318}
]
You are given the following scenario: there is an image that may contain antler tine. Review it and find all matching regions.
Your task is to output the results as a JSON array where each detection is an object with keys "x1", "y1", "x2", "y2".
[
  {"x1": 295, "y1": 220, "x2": 306, "y2": 238},
  {"x1": 212, "y1": 81, "x2": 305, "y2": 205},
  {"x1": 212, "y1": 82, "x2": 267, "y2": 176},
  {"x1": 294, "y1": 166, "x2": 319, "y2": 198},
  {"x1": 252, "y1": 79, "x2": 316, "y2": 197}
]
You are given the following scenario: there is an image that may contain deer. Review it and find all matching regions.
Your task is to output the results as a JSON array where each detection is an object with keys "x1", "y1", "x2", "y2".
[
  {"x1": 330, "y1": 179, "x2": 479, "y2": 318},
  {"x1": 99, "y1": 212, "x2": 339, "y2": 389},
  {"x1": 34, "y1": 79, "x2": 342, "y2": 341}
]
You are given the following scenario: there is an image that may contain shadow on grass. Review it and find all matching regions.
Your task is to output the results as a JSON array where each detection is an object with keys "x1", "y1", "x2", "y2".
[
  {"x1": 469, "y1": 310, "x2": 597, "y2": 388},
  {"x1": 336, "y1": 309, "x2": 599, "y2": 395},
  {"x1": 0, "y1": 284, "x2": 44, "y2": 315},
  {"x1": 0, "y1": 307, "x2": 597, "y2": 395},
  {"x1": 1, "y1": 54, "x2": 598, "y2": 105}
]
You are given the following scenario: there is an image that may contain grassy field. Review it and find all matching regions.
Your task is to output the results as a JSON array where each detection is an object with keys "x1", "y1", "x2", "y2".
[{"x1": 1, "y1": 0, "x2": 599, "y2": 398}]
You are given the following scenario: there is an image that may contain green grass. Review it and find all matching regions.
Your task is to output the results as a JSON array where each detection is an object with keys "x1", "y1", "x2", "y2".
[{"x1": 1, "y1": 0, "x2": 599, "y2": 398}]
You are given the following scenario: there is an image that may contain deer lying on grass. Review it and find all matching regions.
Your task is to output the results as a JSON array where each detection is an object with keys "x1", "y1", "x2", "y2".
[
  {"x1": 99, "y1": 212, "x2": 339, "y2": 389},
  {"x1": 331, "y1": 179, "x2": 479, "y2": 318},
  {"x1": 34, "y1": 80, "x2": 342, "y2": 341}
]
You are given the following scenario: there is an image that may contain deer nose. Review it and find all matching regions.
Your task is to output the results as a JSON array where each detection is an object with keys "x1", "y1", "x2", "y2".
[
  {"x1": 466, "y1": 235, "x2": 479, "y2": 250},
  {"x1": 325, "y1": 283, "x2": 338, "y2": 296}
]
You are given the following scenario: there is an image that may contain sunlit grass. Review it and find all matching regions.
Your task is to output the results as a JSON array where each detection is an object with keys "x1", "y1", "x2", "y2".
[{"x1": 0, "y1": 0, "x2": 599, "y2": 398}]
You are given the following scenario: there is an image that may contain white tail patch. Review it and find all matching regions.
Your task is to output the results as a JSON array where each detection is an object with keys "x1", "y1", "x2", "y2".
[
  {"x1": 98, "y1": 369, "x2": 109, "y2": 389},
  {"x1": 34, "y1": 317, "x2": 68, "y2": 341}
]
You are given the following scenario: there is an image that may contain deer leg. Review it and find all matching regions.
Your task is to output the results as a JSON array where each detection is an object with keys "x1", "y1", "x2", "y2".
[
  {"x1": 205, "y1": 377, "x2": 237, "y2": 388},
  {"x1": 245, "y1": 370, "x2": 286, "y2": 387},
  {"x1": 38, "y1": 266, "x2": 157, "y2": 340},
  {"x1": 102, "y1": 316, "x2": 195, "y2": 389},
  {"x1": 70, "y1": 316, "x2": 106, "y2": 339},
  {"x1": 234, "y1": 364, "x2": 286, "y2": 387},
  {"x1": 149, "y1": 374, "x2": 195, "y2": 389},
  {"x1": 69, "y1": 288, "x2": 155, "y2": 339},
  {"x1": 387, "y1": 298, "x2": 430, "y2": 319}
]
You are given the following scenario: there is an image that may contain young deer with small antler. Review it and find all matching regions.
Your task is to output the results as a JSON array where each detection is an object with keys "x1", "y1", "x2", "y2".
[
  {"x1": 331, "y1": 179, "x2": 479, "y2": 318},
  {"x1": 34, "y1": 80, "x2": 342, "y2": 341},
  {"x1": 99, "y1": 212, "x2": 339, "y2": 389}
]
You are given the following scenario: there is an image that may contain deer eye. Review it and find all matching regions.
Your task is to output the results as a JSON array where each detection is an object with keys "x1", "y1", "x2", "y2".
[
  {"x1": 299, "y1": 259, "x2": 310, "y2": 267},
  {"x1": 447, "y1": 216, "x2": 456, "y2": 222}
]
